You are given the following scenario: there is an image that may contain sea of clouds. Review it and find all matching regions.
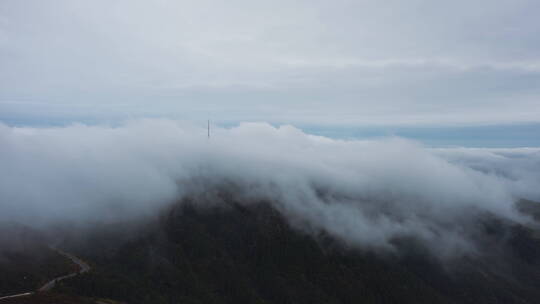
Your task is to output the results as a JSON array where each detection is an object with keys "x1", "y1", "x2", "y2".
[{"x1": 1, "y1": 119, "x2": 539, "y2": 256}]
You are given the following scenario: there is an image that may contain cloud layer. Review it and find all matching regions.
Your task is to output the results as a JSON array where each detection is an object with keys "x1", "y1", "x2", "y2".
[
  {"x1": 1, "y1": 0, "x2": 540, "y2": 125},
  {"x1": 1, "y1": 120, "x2": 539, "y2": 256}
]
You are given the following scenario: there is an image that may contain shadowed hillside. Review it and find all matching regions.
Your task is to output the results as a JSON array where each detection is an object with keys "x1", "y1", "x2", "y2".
[
  {"x1": 0, "y1": 224, "x2": 77, "y2": 297},
  {"x1": 51, "y1": 197, "x2": 540, "y2": 304}
]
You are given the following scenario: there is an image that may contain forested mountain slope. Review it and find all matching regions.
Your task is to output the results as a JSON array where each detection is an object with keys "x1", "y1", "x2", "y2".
[{"x1": 54, "y1": 198, "x2": 540, "y2": 304}]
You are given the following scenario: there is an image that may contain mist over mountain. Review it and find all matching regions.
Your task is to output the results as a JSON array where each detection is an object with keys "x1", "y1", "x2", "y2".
[
  {"x1": 2, "y1": 119, "x2": 539, "y2": 258},
  {"x1": 2, "y1": 1, "x2": 540, "y2": 303}
]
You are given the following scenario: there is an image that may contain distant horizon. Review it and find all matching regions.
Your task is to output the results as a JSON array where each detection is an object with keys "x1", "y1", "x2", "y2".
[{"x1": 2, "y1": 117, "x2": 539, "y2": 148}]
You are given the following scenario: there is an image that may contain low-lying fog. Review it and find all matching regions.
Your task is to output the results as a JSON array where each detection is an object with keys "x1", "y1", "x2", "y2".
[{"x1": 1, "y1": 119, "x2": 539, "y2": 256}]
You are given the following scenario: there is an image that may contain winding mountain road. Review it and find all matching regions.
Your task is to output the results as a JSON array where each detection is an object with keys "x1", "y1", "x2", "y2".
[{"x1": 0, "y1": 247, "x2": 90, "y2": 301}]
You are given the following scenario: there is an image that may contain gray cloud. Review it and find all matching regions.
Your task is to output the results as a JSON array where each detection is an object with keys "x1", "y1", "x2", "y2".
[
  {"x1": 1, "y1": 120, "x2": 539, "y2": 256},
  {"x1": 1, "y1": 0, "x2": 540, "y2": 125}
]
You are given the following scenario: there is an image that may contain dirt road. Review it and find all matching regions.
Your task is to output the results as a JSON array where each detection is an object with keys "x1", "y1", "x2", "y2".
[{"x1": 0, "y1": 247, "x2": 90, "y2": 301}]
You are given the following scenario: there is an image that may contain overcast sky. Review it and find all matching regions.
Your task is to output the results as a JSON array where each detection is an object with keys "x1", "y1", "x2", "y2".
[{"x1": 1, "y1": 0, "x2": 539, "y2": 126}]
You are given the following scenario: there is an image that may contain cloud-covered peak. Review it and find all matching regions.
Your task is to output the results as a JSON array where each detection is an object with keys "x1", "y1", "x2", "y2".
[{"x1": 2, "y1": 120, "x2": 539, "y2": 256}]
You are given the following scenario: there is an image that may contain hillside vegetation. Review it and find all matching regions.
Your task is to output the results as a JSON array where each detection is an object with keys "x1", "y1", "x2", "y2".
[
  {"x1": 0, "y1": 224, "x2": 77, "y2": 297},
  {"x1": 53, "y1": 198, "x2": 540, "y2": 304}
]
